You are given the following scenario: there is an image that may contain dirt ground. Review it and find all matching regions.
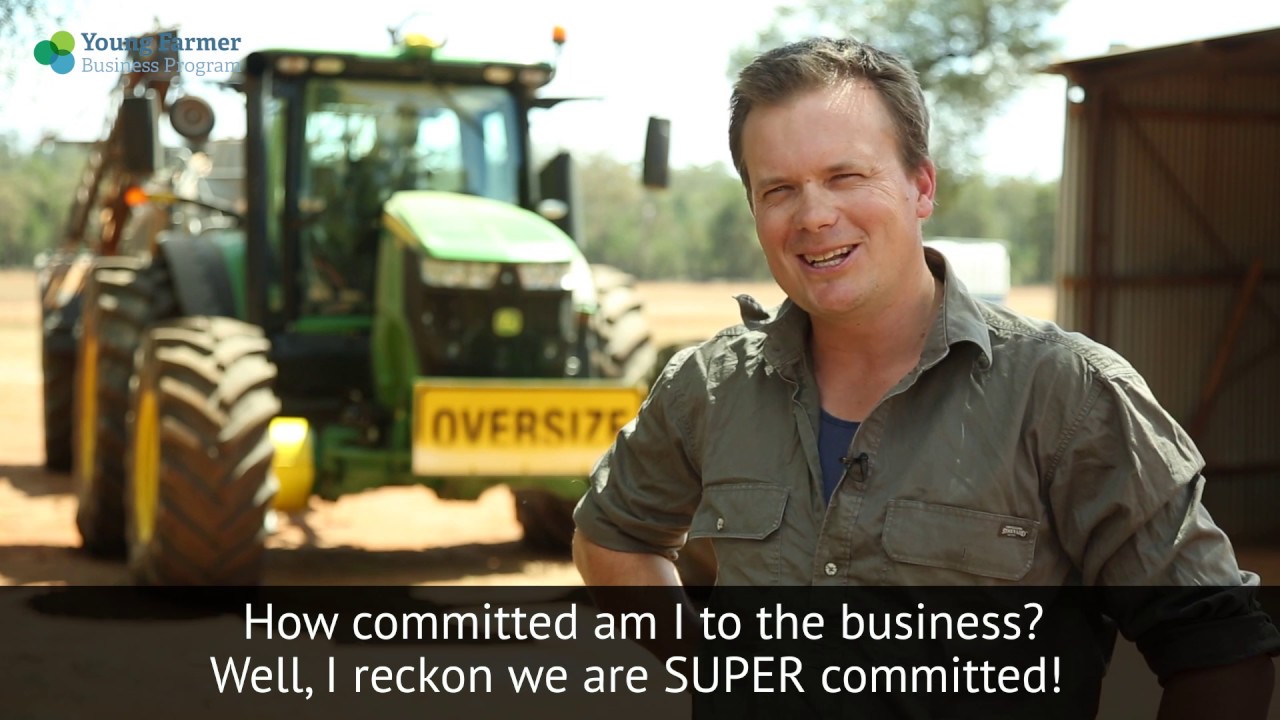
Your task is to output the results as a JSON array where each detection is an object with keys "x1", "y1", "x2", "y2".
[
  {"x1": 6, "y1": 269, "x2": 1276, "y2": 586},
  {"x1": 639, "y1": 280, "x2": 1057, "y2": 349}
]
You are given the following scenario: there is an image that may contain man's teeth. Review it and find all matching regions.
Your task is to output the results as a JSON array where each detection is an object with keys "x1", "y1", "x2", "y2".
[{"x1": 805, "y1": 246, "x2": 852, "y2": 267}]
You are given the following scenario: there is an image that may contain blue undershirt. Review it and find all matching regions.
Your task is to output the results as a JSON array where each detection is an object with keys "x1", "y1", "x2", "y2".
[{"x1": 818, "y1": 409, "x2": 860, "y2": 505}]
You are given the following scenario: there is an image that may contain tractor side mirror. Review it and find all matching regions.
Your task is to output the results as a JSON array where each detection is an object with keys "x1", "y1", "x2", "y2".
[
  {"x1": 642, "y1": 116, "x2": 670, "y2": 189},
  {"x1": 119, "y1": 95, "x2": 159, "y2": 176},
  {"x1": 538, "y1": 151, "x2": 581, "y2": 242}
]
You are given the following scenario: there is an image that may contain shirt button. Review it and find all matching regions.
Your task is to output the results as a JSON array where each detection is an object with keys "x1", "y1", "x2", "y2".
[
  {"x1": 824, "y1": 562, "x2": 838, "y2": 576},
  {"x1": 715, "y1": 517, "x2": 725, "y2": 531}
]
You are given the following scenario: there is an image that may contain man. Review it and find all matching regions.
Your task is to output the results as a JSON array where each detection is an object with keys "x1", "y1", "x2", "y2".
[{"x1": 573, "y1": 38, "x2": 1276, "y2": 715}]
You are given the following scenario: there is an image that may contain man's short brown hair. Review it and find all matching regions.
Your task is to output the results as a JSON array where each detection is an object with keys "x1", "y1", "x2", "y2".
[{"x1": 729, "y1": 37, "x2": 931, "y2": 191}]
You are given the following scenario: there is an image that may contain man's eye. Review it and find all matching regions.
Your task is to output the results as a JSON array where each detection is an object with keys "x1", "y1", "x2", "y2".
[
  {"x1": 833, "y1": 173, "x2": 863, "y2": 182},
  {"x1": 763, "y1": 186, "x2": 790, "y2": 198}
]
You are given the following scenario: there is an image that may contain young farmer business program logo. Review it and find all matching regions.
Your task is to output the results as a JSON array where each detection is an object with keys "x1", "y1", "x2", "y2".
[
  {"x1": 33, "y1": 30, "x2": 76, "y2": 74},
  {"x1": 31, "y1": 30, "x2": 243, "y2": 76}
]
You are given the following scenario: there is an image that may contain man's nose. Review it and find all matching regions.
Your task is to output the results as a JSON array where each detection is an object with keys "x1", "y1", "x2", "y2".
[{"x1": 794, "y1": 184, "x2": 839, "y2": 233}]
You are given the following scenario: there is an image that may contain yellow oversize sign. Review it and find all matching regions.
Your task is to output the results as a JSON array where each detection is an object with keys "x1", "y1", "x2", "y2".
[{"x1": 412, "y1": 380, "x2": 646, "y2": 476}]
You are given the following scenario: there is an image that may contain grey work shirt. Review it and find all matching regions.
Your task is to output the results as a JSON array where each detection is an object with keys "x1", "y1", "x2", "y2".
[
  {"x1": 576, "y1": 247, "x2": 1280, "y2": 688},
  {"x1": 576, "y1": 249, "x2": 1260, "y2": 592}
]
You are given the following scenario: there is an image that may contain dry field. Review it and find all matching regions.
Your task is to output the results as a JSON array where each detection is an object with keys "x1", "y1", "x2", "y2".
[{"x1": 638, "y1": 280, "x2": 1056, "y2": 349}]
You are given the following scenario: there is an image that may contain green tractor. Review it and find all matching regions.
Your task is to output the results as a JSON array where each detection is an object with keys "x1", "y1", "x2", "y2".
[{"x1": 60, "y1": 29, "x2": 671, "y2": 584}]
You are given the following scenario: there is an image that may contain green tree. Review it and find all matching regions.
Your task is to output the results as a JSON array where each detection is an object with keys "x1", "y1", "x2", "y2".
[
  {"x1": 996, "y1": 176, "x2": 1057, "y2": 284},
  {"x1": 705, "y1": 182, "x2": 769, "y2": 280},
  {"x1": 730, "y1": 0, "x2": 1065, "y2": 178},
  {"x1": 576, "y1": 153, "x2": 647, "y2": 273},
  {"x1": 927, "y1": 172, "x2": 1001, "y2": 239},
  {"x1": 0, "y1": 136, "x2": 85, "y2": 266},
  {"x1": 925, "y1": 172, "x2": 1058, "y2": 285},
  {"x1": 577, "y1": 156, "x2": 767, "y2": 281}
]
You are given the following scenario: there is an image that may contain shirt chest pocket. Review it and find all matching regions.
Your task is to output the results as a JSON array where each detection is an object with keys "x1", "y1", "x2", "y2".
[
  {"x1": 688, "y1": 483, "x2": 789, "y2": 585},
  {"x1": 882, "y1": 499, "x2": 1039, "y2": 584}
]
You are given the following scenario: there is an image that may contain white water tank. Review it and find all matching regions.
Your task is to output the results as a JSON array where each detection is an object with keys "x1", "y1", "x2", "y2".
[{"x1": 925, "y1": 238, "x2": 1011, "y2": 305}]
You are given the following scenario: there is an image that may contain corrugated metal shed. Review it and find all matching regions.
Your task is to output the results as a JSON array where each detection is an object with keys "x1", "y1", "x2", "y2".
[{"x1": 1048, "y1": 28, "x2": 1280, "y2": 539}]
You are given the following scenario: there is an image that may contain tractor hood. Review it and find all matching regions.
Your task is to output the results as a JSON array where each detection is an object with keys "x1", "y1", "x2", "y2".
[{"x1": 382, "y1": 191, "x2": 579, "y2": 264}]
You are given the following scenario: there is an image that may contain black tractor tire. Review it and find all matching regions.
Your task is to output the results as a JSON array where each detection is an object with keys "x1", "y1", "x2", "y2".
[
  {"x1": 512, "y1": 266, "x2": 660, "y2": 556},
  {"x1": 43, "y1": 343, "x2": 77, "y2": 472},
  {"x1": 41, "y1": 286, "x2": 81, "y2": 472},
  {"x1": 589, "y1": 265, "x2": 658, "y2": 387},
  {"x1": 125, "y1": 317, "x2": 280, "y2": 585},
  {"x1": 513, "y1": 489, "x2": 578, "y2": 554},
  {"x1": 590, "y1": 266, "x2": 718, "y2": 586},
  {"x1": 73, "y1": 257, "x2": 167, "y2": 556}
]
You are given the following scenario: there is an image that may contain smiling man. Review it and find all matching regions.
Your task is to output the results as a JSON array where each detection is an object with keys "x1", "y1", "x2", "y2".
[{"x1": 573, "y1": 38, "x2": 1277, "y2": 716}]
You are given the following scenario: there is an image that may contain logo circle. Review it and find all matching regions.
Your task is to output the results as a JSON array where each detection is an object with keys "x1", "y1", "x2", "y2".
[
  {"x1": 51, "y1": 52, "x2": 75, "y2": 74},
  {"x1": 50, "y1": 30, "x2": 75, "y2": 54},
  {"x1": 33, "y1": 39, "x2": 55, "y2": 65}
]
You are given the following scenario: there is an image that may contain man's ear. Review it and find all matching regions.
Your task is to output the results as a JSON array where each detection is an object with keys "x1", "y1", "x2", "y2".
[{"x1": 913, "y1": 159, "x2": 937, "y2": 220}]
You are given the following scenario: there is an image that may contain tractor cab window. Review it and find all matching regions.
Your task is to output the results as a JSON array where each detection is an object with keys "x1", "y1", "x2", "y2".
[{"x1": 296, "y1": 78, "x2": 519, "y2": 315}]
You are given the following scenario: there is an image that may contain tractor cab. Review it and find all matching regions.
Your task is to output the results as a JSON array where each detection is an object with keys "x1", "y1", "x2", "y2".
[
  {"x1": 288, "y1": 69, "x2": 528, "y2": 317},
  {"x1": 228, "y1": 40, "x2": 641, "y2": 427}
]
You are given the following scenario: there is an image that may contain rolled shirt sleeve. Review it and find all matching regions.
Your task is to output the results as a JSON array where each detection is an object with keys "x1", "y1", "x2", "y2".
[
  {"x1": 573, "y1": 347, "x2": 704, "y2": 560},
  {"x1": 1047, "y1": 365, "x2": 1280, "y2": 679}
]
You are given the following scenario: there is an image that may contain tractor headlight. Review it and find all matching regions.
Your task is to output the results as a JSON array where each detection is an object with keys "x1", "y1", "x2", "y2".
[
  {"x1": 421, "y1": 259, "x2": 501, "y2": 289},
  {"x1": 516, "y1": 262, "x2": 571, "y2": 290}
]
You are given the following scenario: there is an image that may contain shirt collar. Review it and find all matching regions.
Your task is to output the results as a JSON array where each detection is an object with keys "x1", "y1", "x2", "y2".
[
  {"x1": 923, "y1": 246, "x2": 994, "y2": 370},
  {"x1": 736, "y1": 246, "x2": 993, "y2": 373}
]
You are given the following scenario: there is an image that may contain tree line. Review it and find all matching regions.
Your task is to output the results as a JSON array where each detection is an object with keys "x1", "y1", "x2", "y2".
[
  {"x1": 0, "y1": 136, "x2": 1055, "y2": 286},
  {"x1": 0, "y1": 137, "x2": 84, "y2": 266},
  {"x1": 577, "y1": 154, "x2": 1058, "y2": 285}
]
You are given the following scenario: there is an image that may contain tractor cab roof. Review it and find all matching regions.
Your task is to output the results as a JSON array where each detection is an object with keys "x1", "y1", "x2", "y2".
[{"x1": 238, "y1": 45, "x2": 555, "y2": 89}]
